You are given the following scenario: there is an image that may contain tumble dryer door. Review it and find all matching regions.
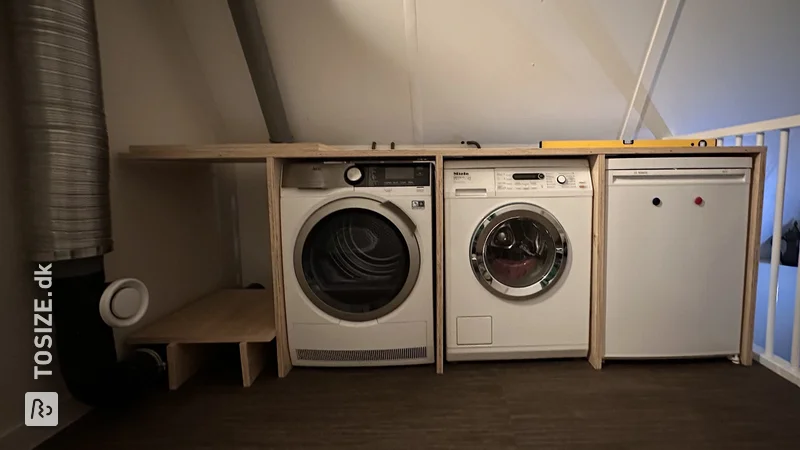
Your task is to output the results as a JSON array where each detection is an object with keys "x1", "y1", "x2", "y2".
[
  {"x1": 470, "y1": 203, "x2": 568, "y2": 300},
  {"x1": 295, "y1": 197, "x2": 421, "y2": 322}
]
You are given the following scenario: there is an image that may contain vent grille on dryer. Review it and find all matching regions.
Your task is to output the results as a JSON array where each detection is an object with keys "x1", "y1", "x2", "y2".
[{"x1": 296, "y1": 347, "x2": 427, "y2": 362}]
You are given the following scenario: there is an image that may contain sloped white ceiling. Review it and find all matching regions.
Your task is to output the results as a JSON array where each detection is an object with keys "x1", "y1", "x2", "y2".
[
  {"x1": 258, "y1": 0, "x2": 415, "y2": 144},
  {"x1": 650, "y1": 0, "x2": 800, "y2": 136},
  {"x1": 167, "y1": 0, "x2": 800, "y2": 283},
  {"x1": 414, "y1": 0, "x2": 664, "y2": 143},
  {"x1": 175, "y1": 0, "x2": 800, "y2": 144}
]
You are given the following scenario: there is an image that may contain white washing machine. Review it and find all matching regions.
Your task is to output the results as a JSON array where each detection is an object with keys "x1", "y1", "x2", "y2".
[
  {"x1": 444, "y1": 159, "x2": 593, "y2": 361},
  {"x1": 281, "y1": 161, "x2": 434, "y2": 367}
]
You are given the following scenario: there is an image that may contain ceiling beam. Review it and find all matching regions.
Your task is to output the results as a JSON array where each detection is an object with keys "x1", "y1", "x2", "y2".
[
  {"x1": 619, "y1": 0, "x2": 684, "y2": 140},
  {"x1": 227, "y1": 0, "x2": 293, "y2": 143}
]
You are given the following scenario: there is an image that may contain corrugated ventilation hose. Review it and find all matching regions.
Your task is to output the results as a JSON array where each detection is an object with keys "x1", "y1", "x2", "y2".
[
  {"x1": 10, "y1": 0, "x2": 162, "y2": 407},
  {"x1": 12, "y1": 0, "x2": 112, "y2": 261}
]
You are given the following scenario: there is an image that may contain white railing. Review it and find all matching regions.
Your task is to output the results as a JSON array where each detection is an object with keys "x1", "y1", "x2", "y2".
[{"x1": 668, "y1": 114, "x2": 800, "y2": 387}]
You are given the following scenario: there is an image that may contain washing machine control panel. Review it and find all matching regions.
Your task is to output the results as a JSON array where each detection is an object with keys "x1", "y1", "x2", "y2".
[{"x1": 495, "y1": 169, "x2": 588, "y2": 191}]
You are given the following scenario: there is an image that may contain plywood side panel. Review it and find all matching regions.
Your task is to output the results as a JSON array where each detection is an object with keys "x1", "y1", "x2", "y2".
[
  {"x1": 435, "y1": 155, "x2": 445, "y2": 374},
  {"x1": 740, "y1": 152, "x2": 765, "y2": 366},
  {"x1": 267, "y1": 158, "x2": 292, "y2": 377},
  {"x1": 588, "y1": 154, "x2": 607, "y2": 369}
]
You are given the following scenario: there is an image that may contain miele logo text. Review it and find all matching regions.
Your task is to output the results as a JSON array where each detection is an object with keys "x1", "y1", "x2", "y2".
[{"x1": 453, "y1": 172, "x2": 469, "y2": 176}]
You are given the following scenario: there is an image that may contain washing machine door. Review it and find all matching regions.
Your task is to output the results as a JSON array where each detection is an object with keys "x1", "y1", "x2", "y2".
[
  {"x1": 470, "y1": 203, "x2": 568, "y2": 301},
  {"x1": 294, "y1": 196, "x2": 421, "y2": 322}
]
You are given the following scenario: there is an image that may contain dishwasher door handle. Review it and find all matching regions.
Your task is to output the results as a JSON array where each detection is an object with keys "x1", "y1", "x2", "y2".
[{"x1": 608, "y1": 169, "x2": 750, "y2": 186}]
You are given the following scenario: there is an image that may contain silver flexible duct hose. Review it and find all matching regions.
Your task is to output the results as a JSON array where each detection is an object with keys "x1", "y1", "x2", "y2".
[{"x1": 11, "y1": 0, "x2": 112, "y2": 262}]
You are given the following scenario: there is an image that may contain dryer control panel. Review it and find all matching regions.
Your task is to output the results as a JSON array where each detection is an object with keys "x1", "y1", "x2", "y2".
[{"x1": 283, "y1": 161, "x2": 431, "y2": 189}]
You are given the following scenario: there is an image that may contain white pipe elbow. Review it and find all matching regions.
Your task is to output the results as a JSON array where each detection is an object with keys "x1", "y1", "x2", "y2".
[{"x1": 99, "y1": 278, "x2": 149, "y2": 328}]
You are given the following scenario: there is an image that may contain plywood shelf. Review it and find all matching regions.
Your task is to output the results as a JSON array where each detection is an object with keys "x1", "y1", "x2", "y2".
[
  {"x1": 128, "y1": 289, "x2": 275, "y2": 389},
  {"x1": 120, "y1": 142, "x2": 765, "y2": 161},
  {"x1": 120, "y1": 142, "x2": 766, "y2": 377},
  {"x1": 129, "y1": 289, "x2": 275, "y2": 344}
]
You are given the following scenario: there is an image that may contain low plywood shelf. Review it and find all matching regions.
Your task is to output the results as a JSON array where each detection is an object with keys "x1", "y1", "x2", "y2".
[{"x1": 128, "y1": 289, "x2": 275, "y2": 389}]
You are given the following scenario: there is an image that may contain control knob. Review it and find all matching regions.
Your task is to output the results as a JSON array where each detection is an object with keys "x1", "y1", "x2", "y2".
[
  {"x1": 556, "y1": 175, "x2": 567, "y2": 185},
  {"x1": 345, "y1": 166, "x2": 363, "y2": 184}
]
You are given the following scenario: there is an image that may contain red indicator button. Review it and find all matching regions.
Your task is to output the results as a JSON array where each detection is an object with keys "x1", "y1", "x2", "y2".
[{"x1": 694, "y1": 196, "x2": 704, "y2": 206}]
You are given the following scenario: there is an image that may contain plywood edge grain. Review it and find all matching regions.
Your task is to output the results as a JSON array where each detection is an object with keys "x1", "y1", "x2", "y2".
[
  {"x1": 124, "y1": 143, "x2": 325, "y2": 160},
  {"x1": 239, "y1": 341, "x2": 269, "y2": 387},
  {"x1": 740, "y1": 152, "x2": 766, "y2": 366},
  {"x1": 120, "y1": 145, "x2": 767, "y2": 162},
  {"x1": 588, "y1": 155, "x2": 607, "y2": 370},
  {"x1": 267, "y1": 157, "x2": 292, "y2": 378},
  {"x1": 435, "y1": 155, "x2": 445, "y2": 374},
  {"x1": 166, "y1": 343, "x2": 208, "y2": 390}
]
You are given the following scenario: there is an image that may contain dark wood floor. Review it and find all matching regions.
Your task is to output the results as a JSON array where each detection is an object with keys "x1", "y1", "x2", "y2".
[{"x1": 39, "y1": 358, "x2": 800, "y2": 449}]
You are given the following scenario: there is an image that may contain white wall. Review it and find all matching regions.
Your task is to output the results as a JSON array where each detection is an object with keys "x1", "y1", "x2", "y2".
[
  {"x1": 96, "y1": 0, "x2": 238, "y2": 347},
  {"x1": 172, "y1": 0, "x2": 272, "y2": 288}
]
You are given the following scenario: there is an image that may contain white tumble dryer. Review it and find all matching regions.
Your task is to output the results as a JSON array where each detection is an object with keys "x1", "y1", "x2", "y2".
[
  {"x1": 444, "y1": 159, "x2": 593, "y2": 361},
  {"x1": 281, "y1": 161, "x2": 434, "y2": 367}
]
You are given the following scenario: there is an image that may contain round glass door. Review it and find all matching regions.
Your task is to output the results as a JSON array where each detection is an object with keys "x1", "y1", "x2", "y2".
[
  {"x1": 295, "y1": 197, "x2": 421, "y2": 322},
  {"x1": 470, "y1": 203, "x2": 568, "y2": 300}
]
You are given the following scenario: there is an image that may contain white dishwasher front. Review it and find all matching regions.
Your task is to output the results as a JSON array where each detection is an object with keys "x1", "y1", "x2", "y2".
[{"x1": 605, "y1": 157, "x2": 752, "y2": 358}]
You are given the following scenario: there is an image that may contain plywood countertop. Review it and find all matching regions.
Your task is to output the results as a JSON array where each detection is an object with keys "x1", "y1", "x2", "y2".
[{"x1": 121, "y1": 143, "x2": 765, "y2": 162}]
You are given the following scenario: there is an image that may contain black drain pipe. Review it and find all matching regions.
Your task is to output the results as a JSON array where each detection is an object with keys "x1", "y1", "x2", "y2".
[
  {"x1": 9, "y1": 0, "x2": 162, "y2": 406},
  {"x1": 52, "y1": 259, "x2": 163, "y2": 407}
]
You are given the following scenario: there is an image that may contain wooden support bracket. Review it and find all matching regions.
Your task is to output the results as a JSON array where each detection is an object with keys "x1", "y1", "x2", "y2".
[
  {"x1": 240, "y1": 342, "x2": 269, "y2": 387},
  {"x1": 166, "y1": 343, "x2": 208, "y2": 390}
]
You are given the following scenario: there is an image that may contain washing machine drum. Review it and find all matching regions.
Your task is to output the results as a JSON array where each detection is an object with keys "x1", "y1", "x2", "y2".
[
  {"x1": 471, "y1": 203, "x2": 568, "y2": 300},
  {"x1": 294, "y1": 197, "x2": 421, "y2": 322}
]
